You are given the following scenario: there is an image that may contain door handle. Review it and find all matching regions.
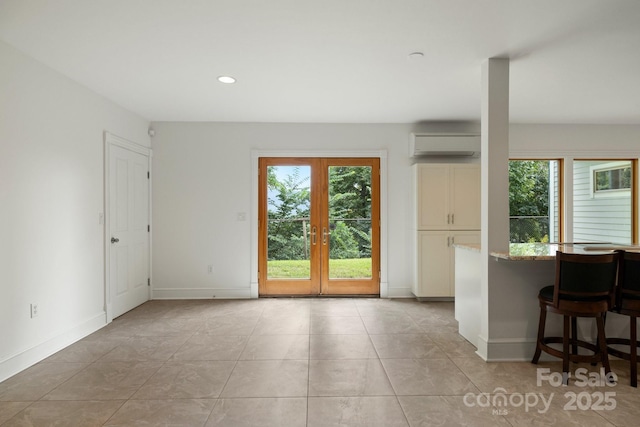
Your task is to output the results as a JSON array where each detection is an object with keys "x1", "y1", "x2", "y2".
[
  {"x1": 111, "y1": 237, "x2": 119, "y2": 244},
  {"x1": 323, "y1": 227, "x2": 329, "y2": 245},
  {"x1": 311, "y1": 226, "x2": 317, "y2": 245}
]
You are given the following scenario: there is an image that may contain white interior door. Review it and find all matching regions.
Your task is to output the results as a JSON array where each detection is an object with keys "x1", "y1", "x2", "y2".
[{"x1": 109, "y1": 143, "x2": 150, "y2": 318}]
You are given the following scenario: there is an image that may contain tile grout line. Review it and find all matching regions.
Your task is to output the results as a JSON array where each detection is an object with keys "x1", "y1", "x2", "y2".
[
  {"x1": 390, "y1": 305, "x2": 414, "y2": 427},
  {"x1": 203, "y1": 301, "x2": 268, "y2": 422}
]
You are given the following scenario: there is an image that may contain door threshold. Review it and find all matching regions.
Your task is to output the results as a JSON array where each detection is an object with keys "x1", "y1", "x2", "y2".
[{"x1": 259, "y1": 294, "x2": 380, "y2": 299}]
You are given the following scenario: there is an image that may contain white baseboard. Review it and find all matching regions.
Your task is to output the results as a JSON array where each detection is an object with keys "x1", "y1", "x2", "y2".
[
  {"x1": 477, "y1": 336, "x2": 558, "y2": 362},
  {"x1": 387, "y1": 287, "x2": 414, "y2": 298},
  {"x1": 0, "y1": 312, "x2": 107, "y2": 383},
  {"x1": 152, "y1": 287, "x2": 252, "y2": 299},
  {"x1": 475, "y1": 314, "x2": 635, "y2": 363},
  {"x1": 151, "y1": 285, "x2": 413, "y2": 300}
]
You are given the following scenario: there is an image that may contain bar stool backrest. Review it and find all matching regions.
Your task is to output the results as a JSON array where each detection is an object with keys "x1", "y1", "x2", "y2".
[
  {"x1": 618, "y1": 251, "x2": 640, "y2": 305},
  {"x1": 554, "y1": 251, "x2": 620, "y2": 307}
]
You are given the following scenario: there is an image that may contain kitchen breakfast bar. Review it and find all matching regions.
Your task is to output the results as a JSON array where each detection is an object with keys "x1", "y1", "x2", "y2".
[{"x1": 454, "y1": 242, "x2": 640, "y2": 362}]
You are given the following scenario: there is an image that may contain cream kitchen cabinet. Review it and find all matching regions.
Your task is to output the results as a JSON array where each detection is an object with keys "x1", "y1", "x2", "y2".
[
  {"x1": 414, "y1": 230, "x2": 480, "y2": 298},
  {"x1": 413, "y1": 163, "x2": 480, "y2": 298},
  {"x1": 415, "y1": 164, "x2": 480, "y2": 230}
]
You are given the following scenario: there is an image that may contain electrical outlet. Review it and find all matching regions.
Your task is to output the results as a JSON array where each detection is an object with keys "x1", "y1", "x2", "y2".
[
  {"x1": 208, "y1": 265, "x2": 214, "y2": 274},
  {"x1": 30, "y1": 303, "x2": 38, "y2": 318}
]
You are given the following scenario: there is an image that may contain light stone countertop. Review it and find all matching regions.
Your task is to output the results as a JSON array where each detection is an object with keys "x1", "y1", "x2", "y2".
[
  {"x1": 455, "y1": 242, "x2": 640, "y2": 261},
  {"x1": 452, "y1": 243, "x2": 481, "y2": 253}
]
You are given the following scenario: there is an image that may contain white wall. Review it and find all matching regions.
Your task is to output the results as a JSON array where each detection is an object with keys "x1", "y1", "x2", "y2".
[
  {"x1": 150, "y1": 122, "x2": 481, "y2": 299},
  {"x1": 0, "y1": 41, "x2": 150, "y2": 381},
  {"x1": 510, "y1": 124, "x2": 640, "y2": 156}
]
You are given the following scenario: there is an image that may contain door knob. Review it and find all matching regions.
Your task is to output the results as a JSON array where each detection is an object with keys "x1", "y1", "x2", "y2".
[{"x1": 111, "y1": 237, "x2": 119, "y2": 244}]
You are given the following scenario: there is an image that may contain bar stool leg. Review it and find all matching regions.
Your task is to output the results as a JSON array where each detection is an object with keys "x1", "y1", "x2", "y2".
[
  {"x1": 571, "y1": 317, "x2": 578, "y2": 355},
  {"x1": 563, "y1": 315, "x2": 570, "y2": 384},
  {"x1": 532, "y1": 306, "x2": 546, "y2": 364},
  {"x1": 596, "y1": 315, "x2": 611, "y2": 378},
  {"x1": 631, "y1": 316, "x2": 637, "y2": 388}
]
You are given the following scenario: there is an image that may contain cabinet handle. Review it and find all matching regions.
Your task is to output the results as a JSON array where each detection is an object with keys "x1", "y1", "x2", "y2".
[
  {"x1": 451, "y1": 213, "x2": 454, "y2": 224},
  {"x1": 447, "y1": 214, "x2": 450, "y2": 224}
]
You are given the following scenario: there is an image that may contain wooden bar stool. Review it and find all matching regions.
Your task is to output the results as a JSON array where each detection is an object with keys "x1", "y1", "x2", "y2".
[
  {"x1": 532, "y1": 250, "x2": 621, "y2": 384},
  {"x1": 606, "y1": 251, "x2": 640, "y2": 387}
]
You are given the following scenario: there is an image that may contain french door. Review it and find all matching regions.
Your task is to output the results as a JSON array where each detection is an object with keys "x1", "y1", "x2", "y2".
[{"x1": 258, "y1": 157, "x2": 380, "y2": 296}]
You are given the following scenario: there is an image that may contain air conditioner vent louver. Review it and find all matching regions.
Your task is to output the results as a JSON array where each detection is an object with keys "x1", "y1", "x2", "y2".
[{"x1": 410, "y1": 133, "x2": 481, "y2": 158}]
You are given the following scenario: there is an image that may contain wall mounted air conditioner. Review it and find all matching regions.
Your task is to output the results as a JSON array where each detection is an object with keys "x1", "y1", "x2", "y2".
[{"x1": 410, "y1": 133, "x2": 481, "y2": 157}]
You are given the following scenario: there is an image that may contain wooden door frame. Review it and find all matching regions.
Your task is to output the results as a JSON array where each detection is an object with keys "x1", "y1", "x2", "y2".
[
  {"x1": 258, "y1": 158, "x2": 322, "y2": 296},
  {"x1": 250, "y1": 150, "x2": 388, "y2": 298},
  {"x1": 104, "y1": 132, "x2": 152, "y2": 323},
  {"x1": 319, "y1": 157, "x2": 380, "y2": 295}
]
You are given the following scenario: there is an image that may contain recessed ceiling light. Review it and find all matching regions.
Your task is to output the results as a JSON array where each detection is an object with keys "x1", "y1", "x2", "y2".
[
  {"x1": 408, "y1": 52, "x2": 424, "y2": 60},
  {"x1": 217, "y1": 76, "x2": 236, "y2": 84}
]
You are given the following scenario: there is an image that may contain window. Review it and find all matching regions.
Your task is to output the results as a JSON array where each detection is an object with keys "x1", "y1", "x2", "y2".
[
  {"x1": 509, "y1": 160, "x2": 561, "y2": 243},
  {"x1": 593, "y1": 163, "x2": 631, "y2": 193},
  {"x1": 574, "y1": 160, "x2": 634, "y2": 244},
  {"x1": 508, "y1": 158, "x2": 636, "y2": 245}
]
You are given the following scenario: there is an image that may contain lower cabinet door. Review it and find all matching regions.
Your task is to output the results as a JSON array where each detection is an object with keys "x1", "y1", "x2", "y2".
[
  {"x1": 417, "y1": 231, "x2": 451, "y2": 297},
  {"x1": 416, "y1": 230, "x2": 480, "y2": 298}
]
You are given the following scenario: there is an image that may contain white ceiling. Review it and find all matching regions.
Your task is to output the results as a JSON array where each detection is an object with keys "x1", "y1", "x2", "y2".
[{"x1": 1, "y1": 0, "x2": 639, "y2": 124}]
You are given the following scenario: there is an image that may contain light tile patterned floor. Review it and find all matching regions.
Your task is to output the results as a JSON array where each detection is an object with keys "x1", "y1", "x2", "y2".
[{"x1": 1, "y1": 298, "x2": 639, "y2": 426}]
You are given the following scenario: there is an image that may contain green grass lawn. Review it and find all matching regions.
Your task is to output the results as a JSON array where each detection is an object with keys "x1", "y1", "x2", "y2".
[{"x1": 268, "y1": 258, "x2": 372, "y2": 279}]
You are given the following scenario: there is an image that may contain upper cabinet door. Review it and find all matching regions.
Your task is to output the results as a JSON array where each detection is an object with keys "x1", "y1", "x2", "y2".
[
  {"x1": 449, "y1": 165, "x2": 481, "y2": 229},
  {"x1": 416, "y1": 164, "x2": 450, "y2": 229},
  {"x1": 415, "y1": 163, "x2": 480, "y2": 230}
]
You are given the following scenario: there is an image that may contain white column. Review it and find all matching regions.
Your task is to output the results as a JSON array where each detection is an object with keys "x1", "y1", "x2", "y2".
[{"x1": 478, "y1": 58, "x2": 510, "y2": 359}]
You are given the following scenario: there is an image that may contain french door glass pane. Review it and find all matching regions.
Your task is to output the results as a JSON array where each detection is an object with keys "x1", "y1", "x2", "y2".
[
  {"x1": 328, "y1": 166, "x2": 372, "y2": 279},
  {"x1": 508, "y1": 160, "x2": 560, "y2": 243},
  {"x1": 266, "y1": 165, "x2": 311, "y2": 279},
  {"x1": 573, "y1": 160, "x2": 632, "y2": 244}
]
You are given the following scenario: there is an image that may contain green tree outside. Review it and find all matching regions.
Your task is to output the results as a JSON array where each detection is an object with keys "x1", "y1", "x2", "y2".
[
  {"x1": 509, "y1": 160, "x2": 550, "y2": 243},
  {"x1": 266, "y1": 165, "x2": 372, "y2": 261},
  {"x1": 267, "y1": 167, "x2": 310, "y2": 260}
]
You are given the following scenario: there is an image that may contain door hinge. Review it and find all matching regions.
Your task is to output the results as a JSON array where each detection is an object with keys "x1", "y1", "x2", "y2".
[
  {"x1": 148, "y1": 225, "x2": 150, "y2": 232},
  {"x1": 147, "y1": 278, "x2": 151, "y2": 287}
]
